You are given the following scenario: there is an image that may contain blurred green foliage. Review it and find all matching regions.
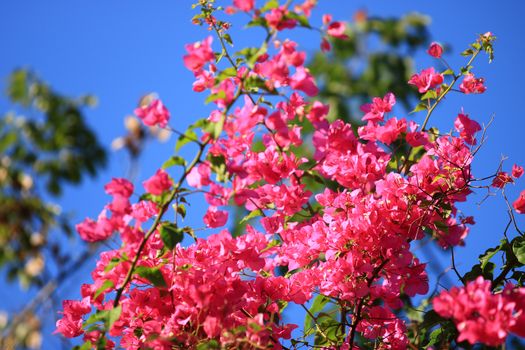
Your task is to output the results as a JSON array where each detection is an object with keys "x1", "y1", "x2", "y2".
[
  {"x1": 309, "y1": 11, "x2": 430, "y2": 123},
  {"x1": 0, "y1": 69, "x2": 106, "y2": 289}
]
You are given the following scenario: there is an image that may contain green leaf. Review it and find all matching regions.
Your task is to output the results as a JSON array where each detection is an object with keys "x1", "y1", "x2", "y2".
[
  {"x1": 314, "y1": 312, "x2": 344, "y2": 346},
  {"x1": 411, "y1": 102, "x2": 428, "y2": 113},
  {"x1": 215, "y1": 50, "x2": 225, "y2": 63},
  {"x1": 196, "y1": 340, "x2": 220, "y2": 350},
  {"x1": 94, "y1": 279, "x2": 115, "y2": 299},
  {"x1": 104, "y1": 257, "x2": 121, "y2": 273},
  {"x1": 260, "y1": 0, "x2": 279, "y2": 12},
  {"x1": 75, "y1": 341, "x2": 93, "y2": 350},
  {"x1": 204, "y1": 90, "x2": 226, "y2": 105},
  {"x1": 425, "y1": 327, "x2": 444, "y2": 347},
  {"x1": 420, "y1": 90, "x2": 437, "y2": 100},
  {"x1": 240, "y1": 209, "x2": 263, "y2": 225},
  {"x1": 433, "y1": 220, "x2": 449, "y2": 233},
  {"x1": 83, "y1": 308, "x2": 121, "y2": 332},
  {"x1": 304, "y1": 295, "x2": 330, "y2": 336},
  {"x1": 174, "y1": 203, "x2": 187, "y2": 219},
  {"x1": 212, "y1": 115, "x2": 225, "y2": 139},
  {"x1": 217, "y1": 67, "x2": 237, "y2": 82},
  {"x1": 479, "y1": 239, "x2": 505, "y2": 270},
  {"x1": 512, "y1": 236, "x2": 525, "y2": 264},
  {"x1": 108, "y1": 306, "x2": 122, "y2": 329},
  {"x1": 175, "y1": 130, "x2": 198, "y2": 152},
  {"x1": 162, "y1": 156, "x2": 187, "y2": 169},
  {"x1": 159, "y1": 222, "x2": 184, "y2": 250},
  {"x1": 246, "y1": 17, "x2": 267, "y2": 29},
  {"x1": 461, "y1": 48, "x2": 474, "y2": 56},
  {"x1": 135, "y1": 266, "x2": 167, "y2": 288},
  {"x1": 223, "y1": 33, "x2": 233, "y2": 47},
  {"x1": 442, "y1": 68, "x2": 454, "y2": 76},
  {"x1": 286, "y1": 12, "x2": 310, "y2": 28}
]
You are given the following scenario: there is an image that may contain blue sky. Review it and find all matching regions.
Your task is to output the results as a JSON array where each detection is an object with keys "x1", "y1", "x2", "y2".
[{"x1": 1, "y1": 1, "x2": 525, "y2": 348}]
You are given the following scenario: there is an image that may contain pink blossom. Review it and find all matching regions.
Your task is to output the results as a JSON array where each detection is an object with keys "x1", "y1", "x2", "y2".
[
  {"x1": 427, "y1": 42, "x2": 443, "y2": 58},
  {"x1": 183, "y1": 36, "x2": 215, "y2": 72},
  {"x1": 134, "y1": 99, "x2": 170, "y2": 128},
  {"x1": 320, "y1": 37, "x2": 331, "y2": 52},
  {"x1": 203, "y1": 206, "x2": 229, "y2": 228},
  {"x1": 130, "y1": 200, "x2": 158, "y2": 224},
  {"x1": 233, "y1": 0, "x2": 254, "y2": 12},
  {"x1": 460, "y1": 73, "x2": 486, "y2": 94},
  {"x1": 492, "y1": 172, "x2": 513, "y2": 188},
  {"x1": 55, "y1": 316, "x2": 83, "y2": 338},
  {"x1": 290, "y1": 67, "x2": 319, "y2": 96},
  {"x1": 454, "y1": 112, "x2": 481, "y2": 145},
  {"x1": 281, "y1": 40, "x2": 305, "y2": 67},
  {"x1": 513, "y1": 190, "x2": 525, "y2": 214},
  {"x1": 104, "y1": 178, "x2": 134, "y2": 198},
  {"x1": 187, "y1": 162, "x2": 211, "y2": 188},
  {"x1": 512, "y1": 164, "x2": 524, "y2": 178},
  {"x1": 142, "y1": 169, "x2": 173, "y2": 195},
  {"x1": 408, "y1": 67, "x2": 444, "y2": 93},
  {"x1": 76, "y1": 212, "x2": 114, "y2": 242},
  {"x1": 360, "y1": 92, "x2": 396, "y2": 122},
  {"x1": 192, "y1": 69, "x2": 215, "y2": 92},
  {"x1": 265, "y1": 7, "x2": 297, "y2": 31},
  {"x1": 55, "y1": 298, "x2": 91, "y2": 338},
  {"x1": 433, "y1": 277, "x2": 517, "y2": 346},
  {"x1": 327, "y1": 21, "x2": 348, "y2": 39}
]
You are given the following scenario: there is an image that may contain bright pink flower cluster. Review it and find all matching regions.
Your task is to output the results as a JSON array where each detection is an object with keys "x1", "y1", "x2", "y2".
[
  {"x1": 434, "y1": 277, "x2": 525, "y2": 346},
  {"x1": 134, "y1": 99, "x2": 170, "y2": 128},
  {"x1": 427, "y1": 42, "x2": 443, "y2": 58},
  {"x1": 408, "y1": 67, "x2": 444, "y2": 93},
  {"x1": 57, "y1": 2, "x2": 514, "y2": 349},
  {"x1": 460, "y1": 73, "x2": 487, "y2": 94}
]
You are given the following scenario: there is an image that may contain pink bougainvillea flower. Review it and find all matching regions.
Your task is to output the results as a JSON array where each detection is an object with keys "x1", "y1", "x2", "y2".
[
  {"x1": 512, "y1": 164, "x2": 524, "y2": 179},
  {"x1": 76, "y1": 211, "x2": 114, "y2": 242},
  {"x1": 130, "y1": 200, "x2": 158, "y2": 224},
  {"x1": 183, "y1": 36, "x2": 215, "y2": 72},
  {"x1": 265, "y1": 7, "x2": 297, "y2": 31},
  {"x1": 492, "y1": 172, "x2": 513, "y2": 188},
  {"x1": 454, "y1": 112, "x2": 481, "y2": 145},
  {"x1": 360, "y1": 92, "x2": 396, "y2": 122},
  {"x1": 55, "y1": 298, "x2": 91, "y2": 338},
  {"x1": 427, "y1": 42, "x2": 443, "y2": 58},
  {"x1": 327, "y1": 21, "x2": 348, "y2": 39},
  {"x1": 433, "y1": 277, "x2": 517, "y2": 346},
  {"x1": 142, "y1": 169, "x2": 173, "y2": 196},
  {"x1": 104, "y1": 178, "x2": 134, "y2": 198},
  {"x1": 460, "y1": 73, "x2": 487, "y2": 94},
  {"x1": 408, "y1": 67, "x2": 444, "y2": 93},
  {"x1": 134, "y1": 99, "x2": 170, "y2": 128},
  {"x1": 187, "y1": 162, "x2": 211, "y2": 188},
  {"x1": 322, "y1": 14, "x2": 332, "y2": 25},
  {"x1": 233, "y1": 0, "x2": 254, "y2": 12},
  {"x1": 320, "y1": 37, "x2": 331, "y2": 52},
  {"x1": 203, "y1": 206, "x2": 229, "y2": 228},
  {"x1": 290, "y1": 67, "x2": 319, "y2": 96},
  {"x1": 513, "y1": 190, "x2": 525, "y2": 214}
]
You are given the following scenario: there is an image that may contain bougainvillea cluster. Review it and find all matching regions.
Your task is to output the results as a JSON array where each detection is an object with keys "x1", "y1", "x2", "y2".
[{"x1": 56, "y1": 1, "x2": 525, "y2": 349}]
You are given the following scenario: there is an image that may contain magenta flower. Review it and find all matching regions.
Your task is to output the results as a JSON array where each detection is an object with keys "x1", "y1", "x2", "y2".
[
  {"x1": 427, "y1": 42, "x2": 443, "y2": 58},
  {"x1": 134, "y1": 99, "x2": 170, "y2": 128},
  {"x1": 408, "y1": 67, "x2": 444, "y2": 93}
]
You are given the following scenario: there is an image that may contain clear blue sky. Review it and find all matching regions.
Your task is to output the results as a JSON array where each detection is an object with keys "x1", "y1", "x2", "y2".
[{"x1": 1, "y1": 1, "x2": 525, "y2": 348}]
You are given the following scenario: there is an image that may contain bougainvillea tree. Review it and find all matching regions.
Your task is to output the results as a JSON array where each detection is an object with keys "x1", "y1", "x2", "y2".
[{"x1": 55, "y1": 1, "x2": 525, "y2": 349}]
